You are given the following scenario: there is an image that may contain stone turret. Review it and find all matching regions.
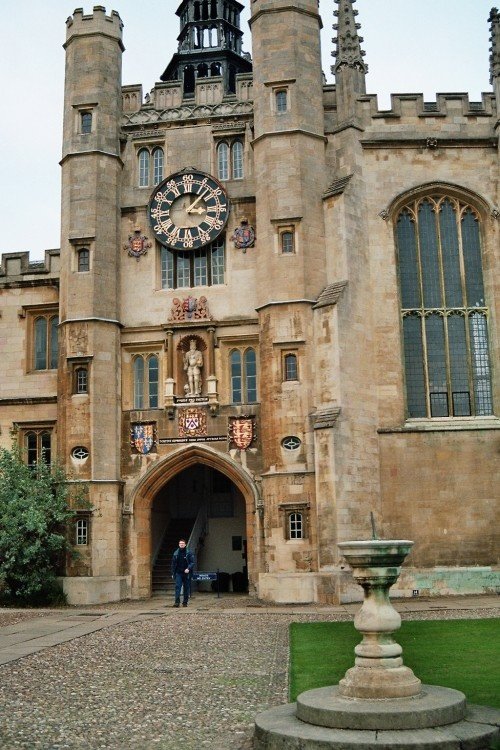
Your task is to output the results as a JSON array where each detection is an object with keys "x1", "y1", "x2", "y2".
[
  {"x1": 58, "y1": 5, "x2": 126, "y2": 601},
  {"x1": 332, "y1": 0, "x2": 367, "y2": 121}
]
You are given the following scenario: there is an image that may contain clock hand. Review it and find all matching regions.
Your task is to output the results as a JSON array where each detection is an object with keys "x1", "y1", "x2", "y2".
[{"x1": 186, "y1": 189, "x2": 208, "y2": 214}]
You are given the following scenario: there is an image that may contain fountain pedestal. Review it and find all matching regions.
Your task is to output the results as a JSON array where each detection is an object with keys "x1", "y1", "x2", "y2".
[{"x1": 254, "y1": 539, "x2": 500, "y2": 749}]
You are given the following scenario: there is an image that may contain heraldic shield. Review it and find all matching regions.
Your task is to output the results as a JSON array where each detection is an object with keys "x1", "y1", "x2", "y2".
[
  {"x1": 230, "y1": 417, "x2": 254, "y2": 450},
  {"x1": 131, "y1": 423, "x2": 155, "y2": 454}
]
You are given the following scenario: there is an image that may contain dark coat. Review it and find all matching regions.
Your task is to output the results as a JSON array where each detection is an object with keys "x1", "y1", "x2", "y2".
[{"x1": 171, "y1": 546, "x2": 195, "y2": 576}]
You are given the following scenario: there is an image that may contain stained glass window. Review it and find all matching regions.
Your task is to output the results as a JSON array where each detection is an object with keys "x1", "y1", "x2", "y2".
[{"x1": 396, "y1": 194, "x2": 492, "y2": 418}]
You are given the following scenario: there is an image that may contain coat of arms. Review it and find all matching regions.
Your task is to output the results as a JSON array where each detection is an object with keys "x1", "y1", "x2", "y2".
[
  {"x1": 130, "y1": 423, "x2": 156, "y2": 454},
  {"x1": 229, "y1": 416, "x2": 256, "y2": 450},
  {"x1": 169, "y1": 295, "x2": 212, "y2": 322},
  {"x1": 179, "y1": 407, "x2": 207, "y2": 438},
  {"x1": 231, "y1": 219, "x2": 255, "y2": 251},
  {"x1": 124, "y1": 227, "x2": 152, "y2": 261}
]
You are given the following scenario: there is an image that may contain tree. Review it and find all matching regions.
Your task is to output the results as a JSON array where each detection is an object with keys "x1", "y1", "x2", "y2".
[{"x1": 0, "y1": 447, "x2": 81, "y2": 604}]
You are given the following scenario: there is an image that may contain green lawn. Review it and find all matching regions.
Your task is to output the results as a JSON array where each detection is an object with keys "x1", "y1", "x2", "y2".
[{"x1": 289, "y1": 619, "x2": 500, "y2": 707}]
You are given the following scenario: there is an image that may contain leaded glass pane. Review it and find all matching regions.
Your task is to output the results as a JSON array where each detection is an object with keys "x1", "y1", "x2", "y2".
[
  {"x1": 76, "y1": 367, "x2": 88, "y2": 394},
  {"x1": 462, "y1": 210, "x2": 485, "y2": 307},
  {"x1": 50, "y1": 316, "x2": 59, "y2": 369},
  {"x1": 284, "y1": 353, "x2": 298, "y2": 381},
  {"x1": 418, "y1": 201, "x2": 442, "y2": 308},
  {"x1": 134, "y1": 357, "x2": 145, "y2": 409},
  {"x1": 148, "y1": 355, "x2": 159, "y2": 408},
  {"x1": 289, "y1": 512, "x2": 303, "y2": 540},
  {"x1": 217, "y1": 143, "x2": 229, "y2": 181},
  {"x1": 447, "y1": 314, "x2": 470, "y2": 416},
  {"x1": 161, "y1": 247, "x2": 174, "y2": 289},
  {"x1": 177, "y1": 252, "x2": 190, "y2": 287},
  {"x1": 276, "y1": 90, "x2": 287, "y2": 112},
  {"x1": 26, "y1": 433, "x2": 37, "y2": 467},
  {"x1": 230, "y1": 350, "x2": 242, "y2": 403},
  {"x1": 469, "y1": 313, "x2": 493, "y2": 415},
  {"x1": 232, "y1": 141, "x2": 243, "y2": 179},
  {"x1": 426, "y1": 314, "x2": 448, "y2": 416},
  {"x1": 34, "y1": 317, "x2": 47, "y2": 370},
  {"x1": 138, "y1": 149, "x2": 149, "y2": 187},
  {"x1": 396, "y1": 210, "x2": 421, "y2": 308},
  {"x1": 41, "y1": 432, "x2": 51, "y2": 464},
  {"x1": 402, "y1": 315, "x2": 426, "y2": 417},
  {"x1": 211, "y1": 239, "x2": 225, "y2": 285},
  {"x1": 244, "y1": 348, "x2": 257, "y2": 403},
  {"x1": 153, "y1": 148, "x2": 164, "y2": 185},
  {"x1": 194, "y1": 249, "x2": 208, "y2": 286},
  {"x1": 439, "y1": 200, "x2": 462, "y2": 307}
]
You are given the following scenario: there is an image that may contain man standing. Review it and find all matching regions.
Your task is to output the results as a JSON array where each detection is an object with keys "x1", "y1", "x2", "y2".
[{"x1": 171, "y1": 538, "x2": 194, "y2": 607}]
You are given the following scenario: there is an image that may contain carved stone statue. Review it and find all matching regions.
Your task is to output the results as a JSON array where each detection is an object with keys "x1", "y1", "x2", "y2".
[{"x1": 183, "y1": 339, "x2": 203, "y2": 396}]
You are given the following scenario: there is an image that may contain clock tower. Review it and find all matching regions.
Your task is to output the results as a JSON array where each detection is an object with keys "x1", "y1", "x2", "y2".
[{"x1": 161, "y1": 0, "x2": 252, "y2": 97}]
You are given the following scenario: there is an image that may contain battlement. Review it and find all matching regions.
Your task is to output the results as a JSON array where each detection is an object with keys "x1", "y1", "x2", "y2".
[
  {"x1": 0, "y1": 250, "x2": 60, "y2": 286},
  {"x1": 65, "y1": 6, "x2": 123, "y2": 47}
]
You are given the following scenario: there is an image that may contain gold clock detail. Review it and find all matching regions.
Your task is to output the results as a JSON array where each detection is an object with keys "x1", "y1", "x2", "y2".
[{"x1": 148, "y1": 170, "x2": 230, "y2": 251}]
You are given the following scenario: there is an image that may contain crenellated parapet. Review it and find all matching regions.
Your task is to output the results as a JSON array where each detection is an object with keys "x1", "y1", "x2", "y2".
[
  {"x1": 0, "y1": 250, "x2": 60, "y2": 286},
  {"x1": 65, "y1": 6, "x2": 123, "y2": 49}
]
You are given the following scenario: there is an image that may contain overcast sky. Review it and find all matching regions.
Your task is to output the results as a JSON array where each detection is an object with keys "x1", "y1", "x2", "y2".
[{"x1": 0, "y1": 0, "x2": 495, "y2": 260}]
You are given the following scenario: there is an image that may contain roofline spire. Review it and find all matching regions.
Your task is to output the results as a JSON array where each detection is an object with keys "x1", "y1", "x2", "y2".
[
  {"x1": 331, "y1": 0, "x2": 368, "y2": 76},
  {"x1": 490, "y1": 7, "x2": 500, "y2": 83}
]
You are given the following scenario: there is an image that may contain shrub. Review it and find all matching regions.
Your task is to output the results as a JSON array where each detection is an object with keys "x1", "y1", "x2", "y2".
[{"x1": 0, "y1": 447, "x2": 83, "y2": 605}]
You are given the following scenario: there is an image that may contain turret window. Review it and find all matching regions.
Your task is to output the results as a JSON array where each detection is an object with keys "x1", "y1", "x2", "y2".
[
  {"x1": 395, "y1": 193, "x2": 493, "y2": 418},
  {"x1": 275, "y1": 90, "x2": 288, "y2": 113},
  {"x1": 80, "y1": 112, "x2": 92, "y2": 134},
  {"x1": 77, "y1": 248, "x2": 90, "y2": 272}
]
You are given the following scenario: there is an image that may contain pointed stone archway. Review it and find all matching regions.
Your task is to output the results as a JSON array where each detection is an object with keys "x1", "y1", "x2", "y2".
[{"x1": 129, "y1": 444, "x2": 261, "y2": 598}]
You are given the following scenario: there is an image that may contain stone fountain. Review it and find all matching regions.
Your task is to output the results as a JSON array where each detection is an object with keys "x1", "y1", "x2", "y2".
[{"x1": 255, "y1": 537, "x2": 500, "y2": 748}]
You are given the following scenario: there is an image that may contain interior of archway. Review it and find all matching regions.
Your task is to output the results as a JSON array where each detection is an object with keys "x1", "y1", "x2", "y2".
[{"x1": 151, "y1": 464, "x2": 248, "y2": 592}]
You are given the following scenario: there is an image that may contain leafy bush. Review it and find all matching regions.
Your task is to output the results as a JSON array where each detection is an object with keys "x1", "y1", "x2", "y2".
[{"x1": 0, "y1": 447, "x2": 82, "y2": 605}]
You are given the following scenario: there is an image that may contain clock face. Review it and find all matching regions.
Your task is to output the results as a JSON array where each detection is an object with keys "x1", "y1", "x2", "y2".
[{"x1": 148, "y1": 171, "x2": 230, "y2": 250}]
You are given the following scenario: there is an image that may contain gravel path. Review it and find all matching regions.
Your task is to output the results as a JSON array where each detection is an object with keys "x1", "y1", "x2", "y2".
[
  {"x1": 0, "y1": 600, "x2": 498, "y2": 750},
  {"x1": 0, "y1": 611, "x2": 291, "y2": 750}
]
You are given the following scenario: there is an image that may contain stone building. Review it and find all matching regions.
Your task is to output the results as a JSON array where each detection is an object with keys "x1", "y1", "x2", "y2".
[{"x1": 0, "y1": 0, "x2": 499, "y2": 604}]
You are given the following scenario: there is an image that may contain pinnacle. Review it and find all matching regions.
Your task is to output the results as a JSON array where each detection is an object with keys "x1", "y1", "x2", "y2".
[
  {"x1": 331, "y1": 0, "x2": 368, "y2": 75},
  {"x1": 490, "y1": 7, "x2": 500, "y2": 83}
]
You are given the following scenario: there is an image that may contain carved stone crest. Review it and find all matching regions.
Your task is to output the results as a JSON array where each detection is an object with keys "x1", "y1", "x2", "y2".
[
  {"x1": 231, "y1": 219, "x2": 255, "y2": 251},
  {"x1": 169, "y1": 295, "x2": 212, "y2": 322},
  {"x1": 228, "y1": 416, "x2": 256, "y2": 450},
  {"x1": 124, "y1": 226, "x2": 152, "y2": 261},
  {"x1": 178, "y1": 407, "x2": 207, "y2": 438}
]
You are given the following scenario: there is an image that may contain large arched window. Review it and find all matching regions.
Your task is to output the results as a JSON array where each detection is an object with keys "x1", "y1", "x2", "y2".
[{"x1": 395, "y1": 193, "x2": 493, "y2": 418}]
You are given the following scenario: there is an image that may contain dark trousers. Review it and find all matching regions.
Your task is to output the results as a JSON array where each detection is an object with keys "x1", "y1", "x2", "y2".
[{"x1": 174, "y1": 572, "x2": 190, "y2": 604}]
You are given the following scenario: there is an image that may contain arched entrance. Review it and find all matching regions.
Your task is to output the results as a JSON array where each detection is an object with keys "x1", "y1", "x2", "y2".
[{"x1": 130, "y1": 445, "x2": 260, "y2": 598}]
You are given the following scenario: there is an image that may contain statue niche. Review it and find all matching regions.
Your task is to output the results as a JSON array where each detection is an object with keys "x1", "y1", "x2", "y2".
[{"x1": 177, "y1": 336, "x2": 207, "y2": 398}]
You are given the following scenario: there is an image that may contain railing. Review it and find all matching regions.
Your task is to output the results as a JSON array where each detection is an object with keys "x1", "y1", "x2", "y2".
[{"x1": 188, "y1": 504, "x2": 208, "y2": 568}]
